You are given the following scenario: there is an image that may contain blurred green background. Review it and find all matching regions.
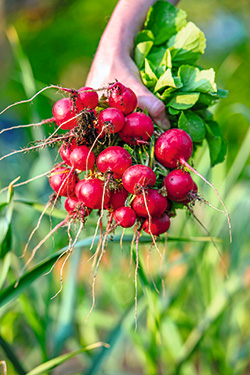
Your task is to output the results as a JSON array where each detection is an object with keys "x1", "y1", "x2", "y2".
[{"x1": 0, "y1": 0, "x2": 250, "y2": 374}]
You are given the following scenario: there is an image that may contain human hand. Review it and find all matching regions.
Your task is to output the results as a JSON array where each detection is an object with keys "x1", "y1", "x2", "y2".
[
  {"x1": 85, "y1": 0, "x2": 176, "y2": 130},
  {"x1": 86, "y1": 45, "x2": 170, "y2": 130}
]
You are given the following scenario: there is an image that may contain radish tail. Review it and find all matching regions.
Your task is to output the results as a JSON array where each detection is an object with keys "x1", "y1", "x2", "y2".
[{"x1": 180, "y1": 157, "x2": 232, "y2": 243}]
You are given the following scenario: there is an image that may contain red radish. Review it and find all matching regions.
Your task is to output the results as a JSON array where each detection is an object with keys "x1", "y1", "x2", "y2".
[
  {"x1": 164, "y1": 169, "x2": 194, "y2": 201},
  {"x1": 155, "y1": 128, "x2": 193, "y2": 169},
  {"x1": 49, "y1": 166, "x2": 79, "y2": 197},
  {"x1": 132, "y1": 189, "x2": 168, "y2": 218},
  {"x1": 77, "y1": 86, "x2": 99, "y2": 109},
  {"x1": 75, "y1": 178, "x2": 111, "y2": 209},
  {"x1": 64, "y1": 196, "x2": 81, "y2": 213},
  {"x1": 179, "y1": 182, "x2": 198, "y2": 205},
  {"x1": 119, "y1": 112, "x2": 154, "y2": 145},
  {"x1": 143, "y1": 213, "x2": 170, "y2": 236},
  {"x1": 52, "y1": 98, "x2": 78, "y2": 130},
  {"x1": 108, "y1": 82, "x2": 137, "y2": 115},
  {"x1": 69, "y1": 145, "x2": 95, "y2": 171},
  {"x1": 52, "y1": 87, "x2": 98, "y2": 130},
  {"x1": 65, "y1": 196, "x2": 92, "y2": 217},
  {"x1": 97, "y1": 107, "x2": 125, "y2": 136},
  {"x1": 113, "y1": 207, "x2": 136, "y2": 228},
  {"x1": 59, "y1": 139, "x2": 77, "y2": 166},
  {"x1": 97, "y1": 146, "x2": 132, "y2": 178},
  {"x1": 155, "y1": 128, "x2": 231, "y2": 242},
  {"x1": 122, "y1": 164, "x2": 156, "y2": 195},
  {"x1": 105, "y1": 187, "x2": 129, "y2": 211}
]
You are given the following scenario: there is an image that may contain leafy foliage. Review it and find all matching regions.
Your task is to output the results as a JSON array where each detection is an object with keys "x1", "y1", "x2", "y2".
[
  {"x1": 135, "y1": 0, "x2": 227, "y2": 166},
  {"x1": 1, "y1": 0, "x2": 250, "y2": 374}
]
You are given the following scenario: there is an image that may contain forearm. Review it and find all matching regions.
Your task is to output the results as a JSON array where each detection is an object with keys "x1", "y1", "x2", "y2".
[
  {"x1": 86, "y1": 0, "x2": 179, "y2": 129},
  {"x1": 99, "y1": 0, "x2": 179, "y2": 55}
]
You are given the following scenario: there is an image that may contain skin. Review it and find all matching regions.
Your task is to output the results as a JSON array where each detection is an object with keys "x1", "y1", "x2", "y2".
[{"x1": 86, "y1": 0, "x2": 179, "y2": 130}]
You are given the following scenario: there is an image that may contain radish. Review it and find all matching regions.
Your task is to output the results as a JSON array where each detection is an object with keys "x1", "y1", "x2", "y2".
[
  {"x1": 113, "y1": 207, "x2": 136, "y2": 228},
  {"x1": 179, "y1": 182, "x2": 198, "y2": 205},
  {"x1": 52, "y1": 98, "x2": 78, "y2": 130},
  {"x1": 155, "y1": 128, "x2": 193, "y2": 169},
  {"x1": 69, "y1": 145, "x2": 95, "y2": 172},
  {"x1": 52, "y1": 86, "x2": 98, "y2": 130},
  {"x1": 59, "y1": 139, "x2": 78, "y2": 166},
  {"x1": 122, "y1": 164, "x2": 156, "y2": 195},
  {"x1": 163, "y1": 169, "x2": 194, "y2": 202},
  {"x1": 132, "y1": 188, "x2": 168, "y2": 217},
  {"x1": 108, "y1": 82, "x2": 137, "y2": 115},
  {"x1": 97, "y1": 146, "x2": 132, "y2": 179},
  {"x1": 155, "y1": 128, "x2": 231, "y2": 241},
  {"x1": 97, "y1": 107, "x2": 125, "y2": 136},
  {"x1": 64, "y1": 196, "x2": 81, "y2": 213},
  {"x1": 65, "y1": 196, "x2": 92, "y2": 217},
  {"x1": 49, "y1": 166, "x2": 79, "y2": 197},
  {"x1": 105, "y1": 187, "x2": 129, "y2": 211},
  {"x1": 143, "y1": 214, "x2": 171, "y2": 236},
  {"x1": 119, "y1": 112, "x2": 154, "y2": 145},
  {"x1": 77, "y1": 86, "x2": 99, "y2": 109},
  {"x1": 75, "y1": 178, "x2": 111, "y2": 209}
]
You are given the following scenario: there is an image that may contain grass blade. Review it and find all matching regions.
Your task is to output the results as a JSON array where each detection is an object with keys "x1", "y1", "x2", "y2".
[
  {"x1": 25, "y1": 342, "x2": 110, "y2": 375},
  {"x1": 15, "y1": 199, "x2": 66, "y2": 220},
  {"x1": 53, "y1": 248, "x2": 82, "y2": 355},
  {"x1": 176, "y1": 273, "x2": 245, "y2": 367},
  {"x1": 0, "y1": 233, "x2": 217, "y2": 310},
  {"x1": 0, "y1": 335, "x2": 26, "y2": 375}
]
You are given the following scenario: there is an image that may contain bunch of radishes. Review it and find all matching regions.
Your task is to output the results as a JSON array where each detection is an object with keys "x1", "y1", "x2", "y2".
[{"x1": 47, "y1": 81, "x2": 203, "y2": 239}]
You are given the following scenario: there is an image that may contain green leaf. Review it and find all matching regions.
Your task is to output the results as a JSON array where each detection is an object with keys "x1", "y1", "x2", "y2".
[
  {"x1": 0, "y1": 203, "x2": 8, "y2": 213},
  {"x1": 178, "y1": 111, "x2": 206, "y2": 142},
  {"x1": 147, "y1": 46, "x2": 168, "y2": 69},
  {"x1": 144, "y1": 58, "x2": 158, "y2": 82},
  {"x1": 178, "y1": 65, "x2": 217, "y2": 93},
  {"x1": 0, "y1": 223, "x2": 12, "y2": 260},
  {"x1": 0, "y1": 253, "x2": 12, "y2": 289},
  {"x1": 145, "y1": 1, "x2": 187, "y2": 45},
  {"x1": 159, "y1": 48, "x2": 172, "y2": 69},
  {"x1": 15, "y1": 199, "x2": 66, "y2": 219},
  {"x1": 0, "y1": 182, "x2": 15, "y2": 259},
  {"x1": 25, "y1": 342, "x2": 110, "y2": 375},
  {"x1": 154, "y1": 68, "x2": 182, "y2": 92},
  {"x1": 194, "y1": 93, "x2": 214, "y2": 109},
  {"x1": 167, "y1": 22, "x2": 206, "y2": 64},
  {"x1": 140, "y1": 58, "x2": 158, "y2": 91},
  {"x1": 167, "y1": 92, "x2": 200, "y2": 110},
  {"x1": 140, "y1": 71, "x2": 156, "y2": 90},
  {"x1": 134, "y1": 30, "x2": 154, "y2": 69},
  {"x1": 205, "y1": 120, "x2": 227, "y2": 166},
  {"x1": 157, "y1": 87, "x2": 177, "y2": 102},
  {"x1": 214, "y1": 88, "x2": 228, "y2": 99},
  {"x1": 168, "y1": 107, "x2": 180, "y2": 116}
]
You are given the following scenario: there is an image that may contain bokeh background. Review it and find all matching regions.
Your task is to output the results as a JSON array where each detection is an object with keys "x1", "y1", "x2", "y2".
[{"x1": 0, "y1": 0, "x2": 250, "y2": 374}]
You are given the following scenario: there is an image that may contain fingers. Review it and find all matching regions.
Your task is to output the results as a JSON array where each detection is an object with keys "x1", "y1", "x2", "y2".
[
  {"x1": 85, "y1": 58, "x2": 170, "y2": 130},
  {"x1": 135, "y1": 86, "x2": 170, "y2": 130}
]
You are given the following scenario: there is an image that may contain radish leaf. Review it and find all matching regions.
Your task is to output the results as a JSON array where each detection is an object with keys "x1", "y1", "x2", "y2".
[
  {"x1": 178, "y1": 111, "x2": 206, "y2": 142},
  {"x1": 205, "y1": 120, "x2": 227, "y2": 166},
  {"x1": 145, "y1": 1, "x2": 187, "y2": 45},
  {"x1": 178, "y1": 65, "x2": 217, "y2": 93},
  {"x1": 167, "y1": 22, "x2": 206, "y2": 64}
]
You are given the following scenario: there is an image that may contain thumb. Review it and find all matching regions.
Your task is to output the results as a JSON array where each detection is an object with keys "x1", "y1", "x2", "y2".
[{"x1": 136, "y1": 88, "x2": 170, "y2": 130}]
